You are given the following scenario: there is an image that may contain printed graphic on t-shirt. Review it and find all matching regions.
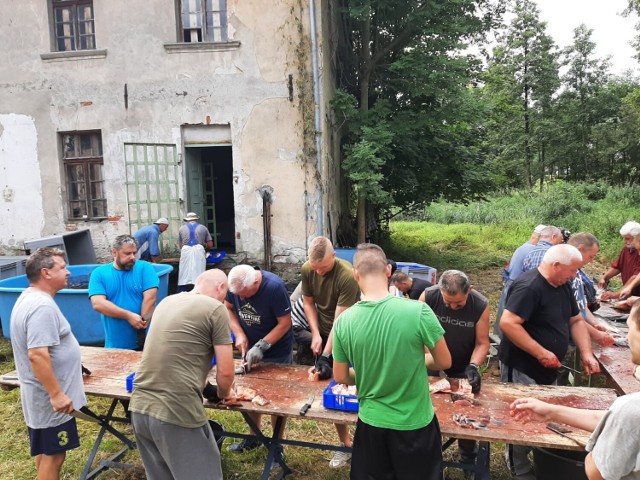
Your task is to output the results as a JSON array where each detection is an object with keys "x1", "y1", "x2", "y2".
[{"x1": 239, "y1": 304, "x2": 262, "y2": 327}]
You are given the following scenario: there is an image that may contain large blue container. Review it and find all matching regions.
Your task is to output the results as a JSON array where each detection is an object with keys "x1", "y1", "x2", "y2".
[
  {"x1": 335, "y1": 248, "x2": 356, "y2": 264},
  {"x1": 0, "y1": 264, "x2": 173, "y2": 345}
]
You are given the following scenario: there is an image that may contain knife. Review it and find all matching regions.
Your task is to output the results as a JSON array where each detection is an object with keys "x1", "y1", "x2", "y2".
[
  {"x1": 71, "y1": 407, "x2": 102, "y2": 424},
  {"x1": 299, "y1": 395, "x2": 315, "y2": 416},
  {"x1": 546, "y1": 422, "x2": 586, "y2": 448}
]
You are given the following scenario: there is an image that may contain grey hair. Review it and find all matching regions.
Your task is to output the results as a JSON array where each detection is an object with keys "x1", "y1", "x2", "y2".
[
  {"x1": 26, "y1": 247, "x2": 66, "y2": 282},
  {"x1": 228, "y1": 265, "x2": 257, "y2": 293},
  {"x1": 113, "y1": 234, "x2": 138, "y2": 250},
  {"x1": 568, "y1": 232, "x2": 600, "y2": 250},
  {"x1": 620, "y1": 221, "x2": 640, "y2": 236},
  {"x1": 539, "y1": 226, "x2": 561, "y2": 240},
  {"x1": 439, "y1": 270, "x2": 471, "y2": 295},
  {"x1": 541, "y1": 244, "x2": 582, "y2": 265}
]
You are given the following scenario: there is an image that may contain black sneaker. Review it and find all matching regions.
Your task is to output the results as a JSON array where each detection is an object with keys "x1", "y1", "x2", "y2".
[
  {"x1": 269, "y1": 446, "x2": 285, "y2": 471},
  {"x1": 227, "y1": 437, "x2": 262, "y2": 453}
]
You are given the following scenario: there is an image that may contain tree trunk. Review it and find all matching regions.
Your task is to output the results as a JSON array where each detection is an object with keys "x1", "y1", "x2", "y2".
[{"x1": 357, "y1": 7, "x2": 372, "y2": 244}]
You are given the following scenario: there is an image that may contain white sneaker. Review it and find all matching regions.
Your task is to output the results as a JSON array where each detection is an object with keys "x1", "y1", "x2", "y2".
[{"x1": 329, "y1": 443, "x2": 352, "y2": 468}]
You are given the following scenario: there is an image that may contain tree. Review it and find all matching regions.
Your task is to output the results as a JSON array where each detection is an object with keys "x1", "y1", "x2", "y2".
[
  {"x1": 482, "y1": 0, "x2": 559, "y2": 189},
  {"x1": 554, "y1": 24, "x2": 611, "y2": 179},
  {"x1": 335, "y1": 0, "x2": 502, "y2": 242}
]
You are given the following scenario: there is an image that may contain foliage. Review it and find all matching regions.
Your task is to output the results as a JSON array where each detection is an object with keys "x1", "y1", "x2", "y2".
[
  {"x1": 402, "y1": 182, "x2": 639, "y2": 261},
  {"x1": 334, "y1": 0, "x2": 504, "y2": 239}
]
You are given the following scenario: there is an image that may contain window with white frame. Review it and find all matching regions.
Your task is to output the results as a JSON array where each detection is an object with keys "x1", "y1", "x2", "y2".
[
  {"x1": 181, "y1": 0, "x2": 227, "y2": 43},
  {"x1": 61, "y1": 131, "x2": 107, "y2": 220},
  {"x1": 51, "y1": 0, "x2": 96, "y2": 51}
]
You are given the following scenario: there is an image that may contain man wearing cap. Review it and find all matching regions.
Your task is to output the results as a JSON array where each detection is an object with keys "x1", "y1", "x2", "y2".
[
  {"x1": 133, "y1": 218, "x2": 169, "y2": 263},
  {"x1": 494, "y1": 224, "x2": 546, "y2": 335},
  {"x1": 177, "y1": 212, "x2": 214, "y2": 293}
]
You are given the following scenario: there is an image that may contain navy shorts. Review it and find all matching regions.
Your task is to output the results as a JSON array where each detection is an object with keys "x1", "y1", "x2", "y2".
[{"x1": 28, "y1": 418, "x2": 80, "y2": 456}]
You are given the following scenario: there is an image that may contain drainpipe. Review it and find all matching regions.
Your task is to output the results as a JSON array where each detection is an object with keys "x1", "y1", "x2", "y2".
[
  {"x1": 309, "y1": 0, "x2": 324, "y2": 236},
  {"x1": 259, "y1": 186, "x2": 273, "y2": 271}
]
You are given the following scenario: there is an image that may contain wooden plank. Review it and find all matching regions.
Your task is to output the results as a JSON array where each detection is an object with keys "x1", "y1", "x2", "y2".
[
  {"x1": 593, "y1": 344, "x2": 640, "y2": 395},
  {"x1": 0, "y1": 347, "x2": 619, "y2": 451}
]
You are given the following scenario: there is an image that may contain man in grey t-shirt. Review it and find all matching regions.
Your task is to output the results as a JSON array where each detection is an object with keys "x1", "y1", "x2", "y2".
[{"x1": 10, "y1": 247, "x2": 86, "y2": 480}]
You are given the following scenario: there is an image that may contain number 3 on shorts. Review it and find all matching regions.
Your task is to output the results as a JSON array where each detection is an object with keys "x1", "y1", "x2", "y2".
[{"x1": 57, "y1": 430, "x2": 69, "y2": 447}]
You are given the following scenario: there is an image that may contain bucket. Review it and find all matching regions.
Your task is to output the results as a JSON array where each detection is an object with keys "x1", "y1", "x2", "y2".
[
  {"x1": 533, "y1": 448, "x2": 587, "y2": 480},
  {"x1": 208, "y1": 420, "x2": 226, "y2": 449}
]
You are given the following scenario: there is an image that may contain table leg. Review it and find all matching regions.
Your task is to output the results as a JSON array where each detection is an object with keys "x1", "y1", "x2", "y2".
[
  {"x1": 240, "y1": 413, "x2": 291, "y2": 480},
  {"x1": 80, "y1": 399, "x2": 137, "y2": 480}
]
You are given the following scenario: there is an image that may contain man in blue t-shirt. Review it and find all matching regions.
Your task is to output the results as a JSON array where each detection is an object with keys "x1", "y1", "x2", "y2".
[
  {"x1": 133, "y1": 218, "x2": 169, "y2": 263},
  {"x1": 224, "y1": 264, "x2": 292, "y2": 467},
  {"x1": 89, "y1": 235, "x2": 160, "y2": 350}
]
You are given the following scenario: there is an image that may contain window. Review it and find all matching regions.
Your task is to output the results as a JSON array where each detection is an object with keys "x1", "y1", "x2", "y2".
[
  {"x1": 52, "y1": 0, "x2": 95, "y2": 52},
  {"x1": 61, "y1": 131, "x2": 107, "y2": 220},
  {"x1": 181, "y1": 0, "x2": 227, "y2": 43}
]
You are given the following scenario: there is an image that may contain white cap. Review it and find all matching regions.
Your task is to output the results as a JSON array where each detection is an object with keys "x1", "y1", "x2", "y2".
[
  {"x1": 184, "y1": 212, "x2": 200, "y2": 221},
  {"x1": 155, "y1": 217, "x2": 169, "y2": 225},
  {"x1": 533, "y1": 224, "x2": 546, "y2": 234}
]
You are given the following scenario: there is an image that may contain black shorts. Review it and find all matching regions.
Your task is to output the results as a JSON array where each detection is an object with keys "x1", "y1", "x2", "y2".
[
  {"x1": 28, "y1": 418, "x2": 80, "y2": 457},
  {"x1": 351, "y1": 416, "x2": 443, "y2": 480}
]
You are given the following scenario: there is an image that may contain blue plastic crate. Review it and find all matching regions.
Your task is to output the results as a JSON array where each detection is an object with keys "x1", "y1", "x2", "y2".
[
  {"x1": 323, "y1": 380, "x2": 359, "y2": 412},
  {"x1": 126, "y1": 372, "x2": 136, "y2": 392}
]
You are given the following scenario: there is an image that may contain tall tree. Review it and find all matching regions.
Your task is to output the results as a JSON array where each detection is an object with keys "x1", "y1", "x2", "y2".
[
  {"x1": 555, "y1": 24, "x2": 611, "y2": 179},
  {"x1": 482, "y1": 0, "x2": 559, "y2": 189},
  {"x1": 335, "y1": 0, "x2": 502, "y2": 242}
]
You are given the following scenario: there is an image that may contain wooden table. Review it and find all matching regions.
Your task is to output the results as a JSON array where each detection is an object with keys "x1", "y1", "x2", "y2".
[
  {"x1": 0, "y1": 347, "x2": 619, "y2": 480},
  {"x1": 593, "y1": 307, "x2": 640, "y2": 395}
]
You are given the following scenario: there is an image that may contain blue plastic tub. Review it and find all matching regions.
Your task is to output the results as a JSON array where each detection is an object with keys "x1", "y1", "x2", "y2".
[
  {"x1": 335, "y1": 248, "x2": 356, "y2": 264},
  {"x1": 0, "y1": 263, "x2": 173, "y2": 345},
  {"x1": 323, "y1": 379, "x2": 359, "y2": 412}
]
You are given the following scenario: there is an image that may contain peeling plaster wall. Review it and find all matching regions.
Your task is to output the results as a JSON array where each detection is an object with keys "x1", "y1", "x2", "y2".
[
  {"x1": 0, "y1": 0, "x2": 338, "y2": 264},
  {"x1": 0, "y1": 114, "x2": 44, "y2": 252}
]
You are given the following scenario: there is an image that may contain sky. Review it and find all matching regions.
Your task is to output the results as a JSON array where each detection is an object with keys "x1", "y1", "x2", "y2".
[{"x1": 534, "y1": 0, "x2": 638, "y2": 75}]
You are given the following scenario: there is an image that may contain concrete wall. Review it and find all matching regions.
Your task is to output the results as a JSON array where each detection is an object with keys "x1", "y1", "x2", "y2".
[{"x1": 0, "y1": 0, "x2": 341, "y2": 264}]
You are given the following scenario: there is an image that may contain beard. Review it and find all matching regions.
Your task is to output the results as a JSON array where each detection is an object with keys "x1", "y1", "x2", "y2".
[{"x1": 116, "y1": 259, "x2": 135, "y2": 271}]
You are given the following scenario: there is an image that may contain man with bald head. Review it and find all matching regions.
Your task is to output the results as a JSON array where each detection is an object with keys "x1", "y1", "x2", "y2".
[
  {"x1": 499, "y1": 245, "x2": 600, "y2": 479},
  {"x1": 129, "y1": 269, "x2": 235, "y2": 480}
]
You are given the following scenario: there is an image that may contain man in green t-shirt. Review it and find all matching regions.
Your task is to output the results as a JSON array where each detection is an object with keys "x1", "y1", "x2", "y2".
[
  {"x1": 333, "y1": 243, "x2": 451, "y2": 480},
  {"x1": 129, "y1": 269, "x2": 235, "y2": 480},
  {"x1": 301, "y1": 236, "x2": 360, "y2": 468}
]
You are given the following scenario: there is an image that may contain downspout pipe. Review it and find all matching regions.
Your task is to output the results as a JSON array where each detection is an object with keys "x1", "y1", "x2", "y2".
[{"x1": 309, "y1": 0, "x2": 324, "y2": 236}]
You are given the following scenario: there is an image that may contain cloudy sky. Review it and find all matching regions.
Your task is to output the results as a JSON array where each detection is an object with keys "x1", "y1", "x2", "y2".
[{"x1": 534, "y1": 0, "x2": 638, "y2": 75}]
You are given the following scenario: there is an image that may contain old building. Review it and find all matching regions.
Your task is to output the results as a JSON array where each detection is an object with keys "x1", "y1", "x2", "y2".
[{"x1": 0, "y1": 0, "x2": 347, "y2": 267}]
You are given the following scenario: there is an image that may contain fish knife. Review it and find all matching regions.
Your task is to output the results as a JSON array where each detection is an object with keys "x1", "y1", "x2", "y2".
[
  {"x1": 300, "y1": 395, "x2": 315, "y2": 416},
  {"x1": 546, "y1": 422, "x2": 586, "y2": 448}
]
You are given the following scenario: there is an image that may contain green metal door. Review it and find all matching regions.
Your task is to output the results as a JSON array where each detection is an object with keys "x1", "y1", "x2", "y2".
[
  {"x1": 124, "y1": 143, "x2": 181, "y2": 257},
  {"x1": 184, "y1": 147, "x2": 217, "y2": 248}
]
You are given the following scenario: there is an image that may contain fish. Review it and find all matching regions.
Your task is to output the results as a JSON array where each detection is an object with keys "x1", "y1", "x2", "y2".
[
  {"x1": 252, "y1": 395, "x2": 270, "y2": 406},
  {"x1": 429, "y1": 378, "x2": 451, "y2": 393},
  {"x1": 452, "y1": 413, "x2": 489, "y2": 430},
  {"x1": 235, "y1": 385, "x2": 257, "y2": 401}
]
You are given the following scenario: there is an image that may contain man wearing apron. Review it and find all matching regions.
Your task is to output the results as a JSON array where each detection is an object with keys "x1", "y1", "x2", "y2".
[{"x1": 177, "y1": 212, "x2": 214, "y2": 292}]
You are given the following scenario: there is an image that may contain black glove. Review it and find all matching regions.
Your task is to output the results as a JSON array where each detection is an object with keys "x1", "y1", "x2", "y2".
[
  {"x1": 202, "y1": 381, "x2": 221, "y2": 403},
  {"x1": 315, "y1": 354, "x2": 333, "y2": 380},
  {"x1": 465, "y1": 364, "x2": 481, "y2": 394}
]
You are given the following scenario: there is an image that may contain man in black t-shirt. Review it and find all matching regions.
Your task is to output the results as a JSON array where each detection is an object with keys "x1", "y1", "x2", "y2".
[
  {"x1": 499, "y1": 244, "x2": 600, "y2": 480},
  {"x1": 420, "y1": 270, "x2": 490, "y2": 468},
  {"x1": 391, "y1": 272, "x2": 432, "y2": 300}
]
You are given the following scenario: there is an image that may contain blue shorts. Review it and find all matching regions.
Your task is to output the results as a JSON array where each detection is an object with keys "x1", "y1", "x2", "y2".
[{"x1": 28, "y1": 418, "x2": 80, "y2": 456}]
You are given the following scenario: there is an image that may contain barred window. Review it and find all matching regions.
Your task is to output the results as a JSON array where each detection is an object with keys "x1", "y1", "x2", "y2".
[
  {"x1": 62, "y1": 132, "x2": 107, "y2": 220},
  {"x1": 181, "y1": 0, "x2": 227, "y2": 43},
  {"x1": 52, "y1": 0, "x2": 95, "y2": 52}
]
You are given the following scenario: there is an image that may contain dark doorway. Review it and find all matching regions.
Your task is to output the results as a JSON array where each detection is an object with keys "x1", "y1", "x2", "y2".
[{"x1": 184, "y1": 145, "x2": 236, "y2": 252}]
